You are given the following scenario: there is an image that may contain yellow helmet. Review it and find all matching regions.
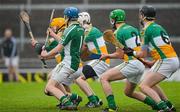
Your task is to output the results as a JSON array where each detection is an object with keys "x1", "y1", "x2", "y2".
[{"x1": 50, "y1": 17, "x2": 65, "y2": 29}]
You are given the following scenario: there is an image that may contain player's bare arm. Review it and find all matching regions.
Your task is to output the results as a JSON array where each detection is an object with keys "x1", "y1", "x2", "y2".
[
  {"x1": 41, "y1": 44, "x2": 63, "y2": 58},
  {"x1": 100, "y1": 48, "x2": 124, "y2": 60}
]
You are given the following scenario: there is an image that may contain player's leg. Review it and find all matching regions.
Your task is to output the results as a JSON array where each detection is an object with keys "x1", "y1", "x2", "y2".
[
  {"x1": 76, "y1": 76, "x2": 93, "y2": 96},
  {"x1": 152, "y1": 85, "x2": 176, "y2": 111},
  {"x1": 124, "y1": 80, "x2": 159, "y2": 110},
  {"x1": 45, "y1": 79, "x2": 77, "y2": 110},
  {"x1": 100, "y1": 67, "x2": 126, "y2": 112},
  {"x1": 63, "y1": 84, "x2": 71, "y2": 93},
  {"x1": 78, "y1": 60, "x2": 108, "y2": 107},
  {"x1": 45, "y1": 71, "x2": 68, "y2": 96},
  {"x1": 45, "y1": 64, "x2": 77, "y2": 110},
  {"x1": 75, "y1": 75, "x2": 102, "y2": 107},
  {"x1": 59, "y1": 69, "x2": 83, "y2": 107},
  {"x1": 140, "y1": 58, "x2": 179, "y2": 111},
  {"x1": 139, "y1": 72, "x2": 169, "y2": 111},
  {"x1": 45, "y1": 79, "x2": 66, "y2": 99}
]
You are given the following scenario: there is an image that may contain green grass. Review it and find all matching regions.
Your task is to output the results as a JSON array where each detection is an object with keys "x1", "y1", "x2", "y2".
[{"x1": 0, "y1": 81, "x2": 180, "y2": 112}]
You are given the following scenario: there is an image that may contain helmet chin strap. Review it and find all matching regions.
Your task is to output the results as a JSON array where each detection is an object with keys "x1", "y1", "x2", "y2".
[
  {"x1": 64, "y1": 16, "x2": 70, "y2": 27},
  {"x1": 140, "y1": 16, "x2": 146, "y2": 27},
  {"x1": 83, "y1": 23, "x2": 92, "y2": 31},
  {"x1": 113, "y1": 22, "x2": 117, "y2": 29},
  {"x1": 83, "y1": 24, "x2": 90, "y2": 29},
  {"x1": 112, "y1": 17, "x2": 117, "y2": 30}
]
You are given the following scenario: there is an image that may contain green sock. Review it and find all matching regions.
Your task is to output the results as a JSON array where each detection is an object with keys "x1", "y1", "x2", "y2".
[
  {"x1": 60, "y1": 95, "x2": 72, "y2": 106},
  {"x1": 144, "y1": 96, "x2": 159, "y2": 110},
  {"x1": 95, "y1": 95, "x2": 100, "y2": 102},
  {"x1": 88, "y1": 95, "x2": 97, "y2": 103},
  {"x1": 164, "y1": 100, "x2": 173, "y2": 108},
  {"x1": 70, "y1": 93, "x2": 78, "y2": 101},
  {"x1": 107, "y1": 95, "x2": 117, "y2": 110},
  {"x1": 157, "y1": 101, "x2": 169, "y2": 110}
]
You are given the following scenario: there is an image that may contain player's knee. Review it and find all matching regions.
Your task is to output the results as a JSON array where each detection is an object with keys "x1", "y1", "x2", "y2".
[
  {"x1": 82, "y1": 65, "x2": 97, "y2": 79},
  {"x1": 44, "y1": 89, "x2": 52, "y2": 96},
  {"x1": 100, "y1": 76, "x2": 107, "y2": 83},
  {"x1": 45, "y1": 83, "x2": 54, "y2": 92},
  {"x1": 124, "y1": 90, "x2": 133, "y2": 97},
  {"x1": 139, "y1": 83, "x2": 147, "y2": 92},
  {"x1": 75, "y1": 76, "x2": 84, "y2": 84}
]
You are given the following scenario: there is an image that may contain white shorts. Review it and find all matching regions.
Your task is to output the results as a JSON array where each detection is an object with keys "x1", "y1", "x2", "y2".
[
  {"x1": 87, "y1": 59, "x2": 110, "y2": 77},
  {"x1": 115, "y1": 60, "x2": 145, "y2": 84},
  {"x1": 51, "y1": 63, "x2": 75, "y2": 84},
  {"x1": 150, "y1": 57, "x2": 179, "y2": 78},
  {"x1": 62, "y1": 67, "x2": 82, "y2": 86},
  {"x1": 5, "y1": 56, "x2": 19, "y2": 67},
  {"x1": 62, "y1": 60, "x2": 110, "y2": 86}
]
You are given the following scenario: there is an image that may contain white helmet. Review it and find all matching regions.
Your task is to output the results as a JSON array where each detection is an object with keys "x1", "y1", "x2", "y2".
[{"x1": 78, "y1": 12, "x2": 91, "y2": 28}]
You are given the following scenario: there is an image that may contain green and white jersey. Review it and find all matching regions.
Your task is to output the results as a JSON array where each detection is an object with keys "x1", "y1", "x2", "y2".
[
  {"x1": 84, "y1": 26, "x2": 110, "y2": 64},
  {"x1": 60, "y1": 22, "x2": 84, "y2": 71},
  {"x1": 45, "y1": 40, "x2": 59, "y2": 52},
  {"x1": 114, "y1": 23, "x2": 141, "y2": 61},
  {"x1": 142, "y1": 22, "x2": 177, "y2": 60}
]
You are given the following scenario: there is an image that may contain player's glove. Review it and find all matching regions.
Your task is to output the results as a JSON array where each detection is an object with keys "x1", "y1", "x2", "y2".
[
  {"x1": 34, "y1": 43, "x2": 44, "y2": 55},
  {"x1": 123, "y1": 47, "x2": 134, "y2": 56}
]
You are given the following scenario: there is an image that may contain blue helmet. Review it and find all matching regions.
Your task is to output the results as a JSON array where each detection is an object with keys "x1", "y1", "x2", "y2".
[{"x1": 64, "y1": 7, "x2": 79, "y2": 19}]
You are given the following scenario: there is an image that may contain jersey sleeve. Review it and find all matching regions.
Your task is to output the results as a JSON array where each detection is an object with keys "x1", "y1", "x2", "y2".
[{"x1": 85, "y1": 27, "x2": 102, "y2": 43}]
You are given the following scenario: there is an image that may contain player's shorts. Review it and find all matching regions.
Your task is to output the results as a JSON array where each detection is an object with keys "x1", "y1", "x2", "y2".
[
  {"x1": 150, "y1": 57, "x2": 179, "y2": 78},
  {"x1": 51, "y1": 63, "x2": 75, "y2": 84},
  {"x1": 62, "y1": 59, "x2": 110, "y2": 86},
  {"x1": 87, "y1": 59, "x2": 110, "y2": 77},
  {"x1": 5, "y1": 56, "x2": 19, "y2": 67},
  {"x1": 62, "y1": 67, "x2": 82, "y2": 86},
  {"x1": 115, "y1": 60, "x2": 145, "y2": 84}
]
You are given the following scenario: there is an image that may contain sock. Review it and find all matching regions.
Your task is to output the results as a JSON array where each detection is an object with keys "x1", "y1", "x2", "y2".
[
  {"x1": 60, "y1": 95, "x2": 72, "y2": 106},
  {"x1": 164, "y1": 100, "x2": 173, "y2": 108},
  {"x1": 107, "y1": 95, "x2": 117, "y2": 110},
  {"x1": 157, "y1": 101, "x2": 169, "y2": 110},
  {"x1": 88, "y1": 95, "x2": 97, "y2": 103},
  {"x1": 95, "y1": 95, "x2": 100, "y2": 102},
  {"x1": 70, "y1": 93, "x2": 78, "y2": 101},
  {"x1": 144, "y1": 96, "x2": 159, "y2": 110}
]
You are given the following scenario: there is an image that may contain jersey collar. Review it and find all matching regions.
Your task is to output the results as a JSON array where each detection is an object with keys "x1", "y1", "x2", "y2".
[
  {"x1": 143, "y1": 21, "x2": 154, "y2": 30},
  {"x1": 84, "y1": 24, "x2": 92, "y2": 37},
  {"x1": 114, "y1": 23, "x2": 126, "y2": 34},
  {"x1": 68, "y1": 21, "x2": 79, "y2": 27}
]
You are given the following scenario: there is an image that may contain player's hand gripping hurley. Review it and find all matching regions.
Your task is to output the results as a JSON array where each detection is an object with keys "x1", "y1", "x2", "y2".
[
  {"x1": 19, "y1": 10, "x2": 47, "y2": 68},
  {"x1": 103, "y1": 29, "x2": 151, "y2": 68}
]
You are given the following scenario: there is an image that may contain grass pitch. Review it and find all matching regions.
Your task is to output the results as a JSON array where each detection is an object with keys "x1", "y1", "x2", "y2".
[{"x1": 0, "y1": 81, "x2": 180, "y2": 112}]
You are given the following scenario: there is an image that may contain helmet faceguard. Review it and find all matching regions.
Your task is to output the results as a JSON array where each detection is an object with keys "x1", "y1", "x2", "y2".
[
  {"x1": 109, "y1": 9, "x2": 126, "y2": 29},
  {"x1": 78, "y1": 12, "x2": 91, "y2": 29}
]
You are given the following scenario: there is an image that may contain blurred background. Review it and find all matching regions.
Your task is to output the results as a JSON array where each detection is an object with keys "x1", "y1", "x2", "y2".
[{"x1": 0, "y1": 0, "x2": 180, "y2": 82}]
